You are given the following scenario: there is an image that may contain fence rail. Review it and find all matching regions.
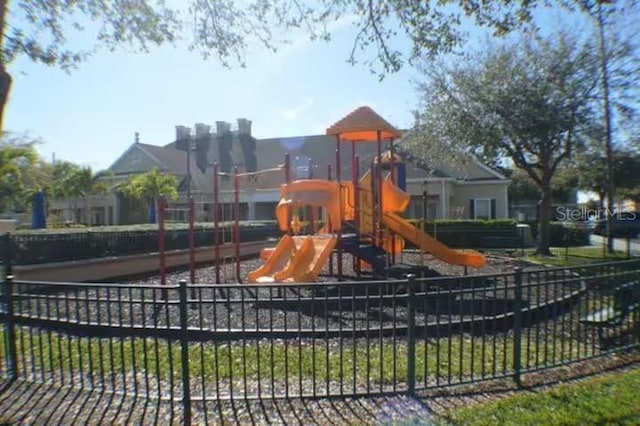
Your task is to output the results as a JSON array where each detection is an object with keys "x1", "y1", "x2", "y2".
[{"x1": 2, "y1": 259, "x2": 639, "y2": 424}]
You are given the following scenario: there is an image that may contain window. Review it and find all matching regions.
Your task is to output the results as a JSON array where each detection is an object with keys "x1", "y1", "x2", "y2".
[
  {"x1": 470, "y1": 198, "x2": 496, "y2": 220},
  {"x1": 408, "y1": 195, "x2": 439, "y2": 219}
]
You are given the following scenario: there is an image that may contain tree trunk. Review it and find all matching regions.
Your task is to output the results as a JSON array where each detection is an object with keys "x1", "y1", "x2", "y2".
[
  {"x1": 598, "y1": 192, "x2": 605, "y2": 212},
  {"x1": 597, "y1": 3, "x2": 615, "y2": 252},
  {"x1": 537, "y1": 182, "x2": 553, "y2": 256},
  {"x1": 0, "y1": 0, "x2": 10, "y2": 132},
  {"x1": 0, "y1": 67, "x2": 10, "y2": 132}
]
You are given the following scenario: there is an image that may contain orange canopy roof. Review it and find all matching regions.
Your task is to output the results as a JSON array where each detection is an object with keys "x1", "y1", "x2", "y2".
[{"x1": 326, "y1": 106, "x2": 402, "y2": 142}]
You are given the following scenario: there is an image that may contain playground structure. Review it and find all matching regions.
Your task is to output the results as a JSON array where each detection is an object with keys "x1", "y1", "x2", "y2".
[
  {"x1": 153, "y1": 106, "x2": 486, "y2": 285},
  {"x1": 248, "y1": 106, "x2": 486, "y2": 283}
]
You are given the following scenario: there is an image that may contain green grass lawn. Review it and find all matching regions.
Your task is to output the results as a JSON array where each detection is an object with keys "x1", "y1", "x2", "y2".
[
  {"x1": 522, "y1": 247, "x2": 630, "y2": 267},
  {"x1": 1, "y1": 329, "x2": 592, "y2": 385},
  {"x1": 441, "y1": 367, "x2": 640, "y2": 426}
]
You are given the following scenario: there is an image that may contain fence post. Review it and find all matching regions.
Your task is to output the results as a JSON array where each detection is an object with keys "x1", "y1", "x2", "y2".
[
  {"x1": 513, "y1": 267, "x2": 523, "y2": 388},
  {"x1": 2, "y1": 233, "x2": 17, "y2": 380},
  {"x1": 406, "y1": 274, "x2": 416, "y2": 396},
  {"x1": 178, "y1": 279, "x2": 192, "y2": 425},
  {"x1": 158, "y1": 195, "x2": 167, "y2": 300}
]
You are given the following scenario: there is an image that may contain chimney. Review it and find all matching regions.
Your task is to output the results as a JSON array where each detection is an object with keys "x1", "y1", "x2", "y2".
[
  {"x1": 216, "y1": 121, "x2": 231, "y2": 135},
  {"x1": 175, "y1": 125, "x2": 191, "y2": 151},
  {"x1": 134, "y1": 132, "x2": 140, "y2": 143},
  {"x1": 237, "y1": 118, "x2": 256, "y2": 173},
  {"x1": 195, "y1": 123, "x2": 211, "y2": 138},
  {"x1": 237, "y1": 118, "x2": 252, "y2": 136},
  {"x1": 194, "y1": 123, "x2": 211, "y2": 173},
  {"x1": 216, "y1": 121, "x2": 233, "y2": 177}
]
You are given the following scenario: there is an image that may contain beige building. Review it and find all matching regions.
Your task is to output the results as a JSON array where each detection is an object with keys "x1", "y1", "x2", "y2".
[{"x1": 52, "y1": 118, "x2": 510, "y2": 225}]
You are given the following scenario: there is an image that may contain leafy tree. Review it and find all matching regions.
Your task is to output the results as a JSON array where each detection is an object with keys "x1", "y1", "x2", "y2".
[
  {"x1": 575, "y1": 148, "x2": 638, "y2": 210},
  {"x1": 0, "y1": 133, "x2": 39, "y2": 211},
  {"x1": 411, "y1": 32, "x2": 600, "y2": 255},
  {"x1": 507, "y1": 167, "x2": 578, "y2": 206},
  {"x1": 613, "y1": 153, "x2": 640, "y2": 209},
  {"x1": 563, "y1": 0, "x2": 640, "y2": 249},
  {"x1": 0, "y1": 0, "x2": 563, "y2": 131},
  {"x1": 117, "y1": 167, "x2": 178, "y2": 220},
  {"x1": 9, "y1": 158, "x2": 52, "y2": 213}
]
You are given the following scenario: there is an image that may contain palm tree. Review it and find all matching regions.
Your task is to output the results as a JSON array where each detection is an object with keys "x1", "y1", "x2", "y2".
[
  {"x1": 48, "y1": 161, "x2": 82, "y2": 222},
  {"x1": 65, "y1": 167, "x2": 112, "y2": 224},
  {"x1": 117, "y1": 167, "x2": 178, "y2": 223}
]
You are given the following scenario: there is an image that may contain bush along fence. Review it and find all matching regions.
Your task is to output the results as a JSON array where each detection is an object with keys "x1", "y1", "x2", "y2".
[
  {"x1": 0, "y1": 219, "x2": 600, "y2": 266},
  {"x1": 0, "y1": 222, "x2": 282, "y2": 266},
  {"x1": 1, "y1": 259, "x2": 639, "y2": 424}
]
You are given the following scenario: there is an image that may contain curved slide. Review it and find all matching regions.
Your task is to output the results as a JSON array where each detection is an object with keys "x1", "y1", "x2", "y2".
[
  {"x1": 248, "y1": 235, "x2": 337, "y2": 283},
  {"x1": 247, "y1": 235, "x2": 295, "y2": 283},
  {"x1": 383, "y1": 212, "x2": 486, "y2": 268}
]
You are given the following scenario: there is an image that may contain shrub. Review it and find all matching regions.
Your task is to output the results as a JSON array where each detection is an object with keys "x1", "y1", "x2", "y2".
[
  {"x1": 404, "y1": 219, "x2": 519, "y2": 248},
  {"x1": 4, "y1": 221, "x2": 282, "y2": 265},
  {"x1": 548, "y1": 222, "x2": 590, "y2": 247}
]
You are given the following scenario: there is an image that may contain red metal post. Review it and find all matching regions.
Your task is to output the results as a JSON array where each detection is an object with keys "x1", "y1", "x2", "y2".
[
  {"x1": 335, "y1": 136, "x2": 343, "y2": 281},
  {"x1": 354, "y1": 154, "x2": 360, "y2": 277},
  {"x1": 327, "y1": 163, "x2": 334, "y2": 276},
  {"x1": 351, "y1": 142, "x2": 357, "y2": 273},
  {"x1": 233, "y1": 166, "x2": 241, "y2": 282},
  {"x1": 213, "y1": 163, "x2": 221, "y2": 284},
  {"x1": 376, "y1": 130, "x2": 383, "y2": 247},
  {"x1": 284, "y1": 153, "x2": 291, "y2": 235},
  {"x1": 188, "y1": 197, "x2": 196, "y2": 284},
  {"x1": 308, "y1": 157, "x2": 315, "y2": 233},
  {"x1": 389, "y1": 138, "x2": 396, "y2": 265},
  {"x1": 370, "y1": 158, "x2": 378, "y2": 251},
  {"x1": 158, "y1": 195, "x2": 167, "y2": 298},
  {"x1": 351, "y1": 142, "x2": 357, "y2": 224}
]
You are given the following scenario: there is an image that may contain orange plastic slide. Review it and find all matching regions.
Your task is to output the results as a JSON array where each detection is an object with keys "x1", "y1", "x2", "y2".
[
  {"x1": 284, "y1": 235, "x2": 337, "y2": 282},
  {"x1": 248, "y1": 235, "x2": 337, "y2": 283},
  {"x1": 382, "y1": 212, "x2": 486, "y2": 268},
  {"x1": 247, "y1": 235, "x2": 295, "y2": 283}
]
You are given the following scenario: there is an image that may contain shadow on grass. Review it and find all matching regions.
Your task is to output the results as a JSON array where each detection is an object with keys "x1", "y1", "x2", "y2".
[{"x1": 0, "y1": 353, "x2": 637, "y2": 425}]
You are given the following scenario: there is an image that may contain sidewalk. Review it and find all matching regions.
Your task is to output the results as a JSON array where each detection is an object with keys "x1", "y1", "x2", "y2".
[{"x1": 590, "y1": 234, "x2": 640, "y2": 255}]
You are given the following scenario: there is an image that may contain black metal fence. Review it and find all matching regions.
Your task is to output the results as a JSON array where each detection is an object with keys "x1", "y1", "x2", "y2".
[{"x1": 2, "y1": 260, "x2": 639, "y2": 424}]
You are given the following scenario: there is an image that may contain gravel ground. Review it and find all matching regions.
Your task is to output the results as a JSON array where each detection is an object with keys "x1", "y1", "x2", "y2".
[{"x1": 13, "y1": 252, "x2": 580, "y2": 334}]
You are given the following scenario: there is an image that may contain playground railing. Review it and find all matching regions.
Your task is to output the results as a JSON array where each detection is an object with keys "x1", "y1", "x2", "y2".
[{"x1": 2, "y1": 259, "x2": 639, "y2": 424}]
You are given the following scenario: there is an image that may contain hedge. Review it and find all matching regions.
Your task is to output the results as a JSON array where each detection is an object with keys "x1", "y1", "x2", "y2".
[
  {"x1": 404, "y1": 219, "x2": 519, "y2": 248},
  {"x1": 2, "y1": 219, "x2": 545, "y2": 266},
  {"x1": 2, "y1": 221, "x2": 282, "y2": 266}
]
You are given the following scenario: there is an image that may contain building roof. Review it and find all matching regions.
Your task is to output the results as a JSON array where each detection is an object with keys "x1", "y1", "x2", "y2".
[
  {"x1": 108, "y1": 128, "x2": 507, "y2": 194},
  {"x1": 326, "y1": 106, "x2": 402, "y2": 142},
  {"x1": 136, "y1": 143, "x2": 195, "y2": 175}
]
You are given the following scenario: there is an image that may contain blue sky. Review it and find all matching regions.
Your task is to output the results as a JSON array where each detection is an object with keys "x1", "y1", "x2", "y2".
[{"x1": 4, "y1": 4, "x2": 590, "y2": 172}]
